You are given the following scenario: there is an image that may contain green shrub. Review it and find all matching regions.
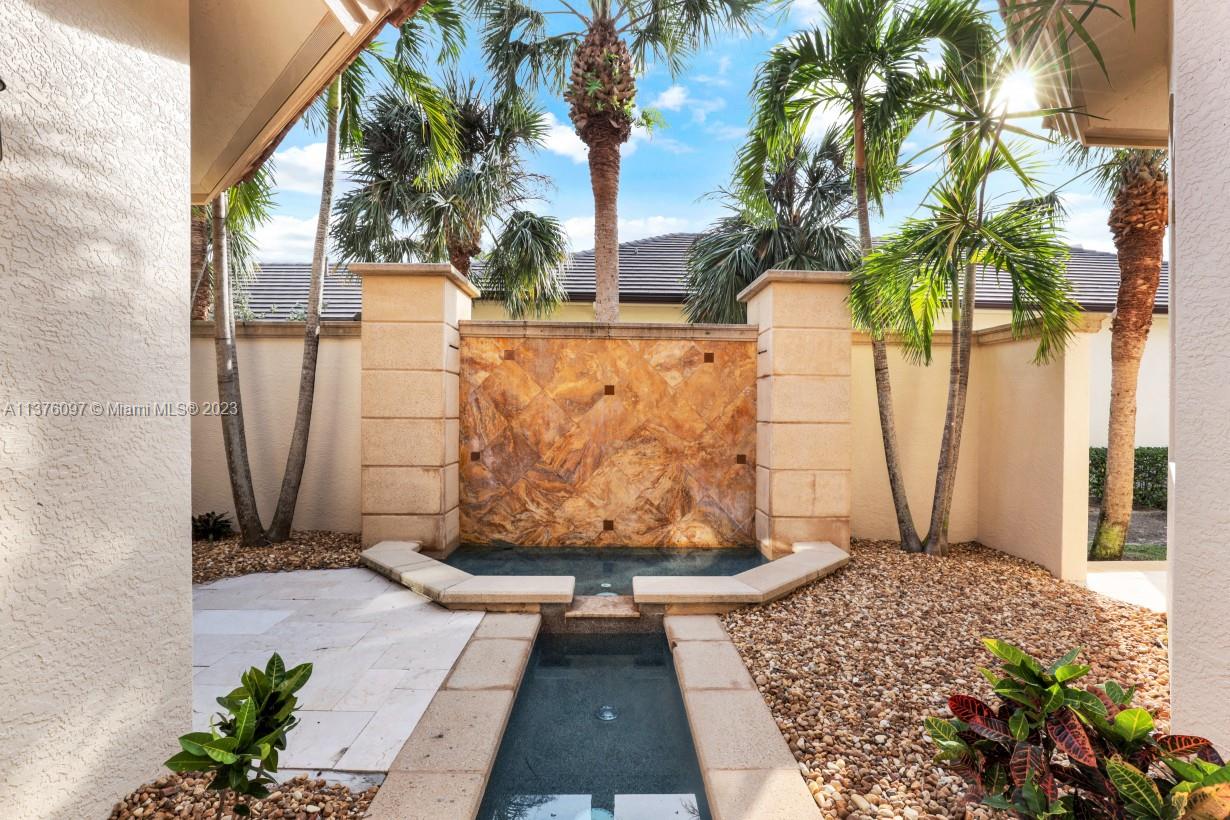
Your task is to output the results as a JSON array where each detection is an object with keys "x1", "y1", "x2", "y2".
[
  {"x1": 925, "y1": 639, "x2": 1229, "y2": 819},
  {"x1": 1089, "y1": 447, "x2": 1168, "y2": 509},
  {"x1": 192, "y1": 511, "x2": 234, "y2": 542},
  {"x1": 166, "y1": 653, "x2": 312, "y2": 815}
]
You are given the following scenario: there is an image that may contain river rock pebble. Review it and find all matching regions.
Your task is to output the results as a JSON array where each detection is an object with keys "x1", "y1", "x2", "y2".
[
  {"x1": 722, "y1": 540, "x2": 1168, "y2": 819},
  {"x1": 109, "y1": 774, "x2": 375, "y2": 819}
]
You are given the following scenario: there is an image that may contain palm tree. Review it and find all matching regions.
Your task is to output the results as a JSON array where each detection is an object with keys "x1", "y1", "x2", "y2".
[
  {"x1": 850, "y1": 0, "x2": 1128, "y2": 555},
  {"x1": 685, "y1": 129, "x2": 860, "y2": 324},
  {"x1": 331, "y1": 79, "x2": 569, "y2": 318},
  {"x1": 474, "y1": 0, "x2": 763, "y2": 322},
  {"x1": 738, "y1": 0, "x2": 991, "y2": 553},
  {"x1": 265, "y1": 9, "x2": 463, "y2": 543},
  {"x1": 1068, "y1": 147, "x2": 1169, "y2": 561},
  {"x1": 189, "y1": 164, "x2": 276, "y2": 321},
  {"x1": 210, "y1": 167, "x2": 278, "y2": 546}
]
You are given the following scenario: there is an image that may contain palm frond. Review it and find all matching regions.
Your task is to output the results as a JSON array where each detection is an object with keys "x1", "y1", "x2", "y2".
[
  {"x1": 478, "y1": 210, "x2": 569, "y2": 318},
  {"x1": 688, "y1": 133, "x2": 859, "y2": 323}
]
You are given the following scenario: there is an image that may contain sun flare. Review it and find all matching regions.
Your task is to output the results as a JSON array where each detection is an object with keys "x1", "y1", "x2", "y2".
[{"x1": 995, "y1": 68, "x2": 1039, "y2": 112}]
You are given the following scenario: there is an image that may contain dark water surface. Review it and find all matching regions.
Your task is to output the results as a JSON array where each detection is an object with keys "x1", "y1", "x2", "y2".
[
  {"x1": 478, "y1": 632, "x2": 710, "y2": 820},
  {"x1": 444, "y1": 545, "x2": 766, "y2": 595}
]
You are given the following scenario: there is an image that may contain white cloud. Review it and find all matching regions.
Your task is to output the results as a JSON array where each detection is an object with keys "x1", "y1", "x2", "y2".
[
  {"x1": 270, "y1": 141, "x2": 360, "y2": 199},
  {"x1": 803, "y1": 102, "x2": 845, "y2": 139},
  {"x1": 561, "y1": 215, "x2": 696, "y2": 252},
  {"x1": 1060, "y1": 195, "x2": 1114, "y2": 253},
  {"x1": 707, "y1": 122, "x2": 747, "y2": 142},
  {"x1": 652, "y1": 85, "x2": 690, "y2": 111},
  {"x1": 252, "y1": 214, "x2": 321, "y2": 262},
  {"x1": 541, "y1": 112, "x2": 589, "y2": 164},
  {"x1": 271, "y1": 143, "x2": 328, "y2": 194},
  {"x1": 789, "y1": 0, "x2": 823, "y2": 26},
  {"x1": 650, "y1": 84, "x2": 724, "y2": 123}
]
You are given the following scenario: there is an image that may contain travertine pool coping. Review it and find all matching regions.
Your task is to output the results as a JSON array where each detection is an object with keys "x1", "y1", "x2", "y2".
[
  {"x1": 365, "y1": 612, "x2": 541, "y2": 820},
  {"x1": 664, "y1": 614, "x2": 821, "y2": 819},
  {"x1": 360, "y1": 540, "x2": 848, "y2": 614}
]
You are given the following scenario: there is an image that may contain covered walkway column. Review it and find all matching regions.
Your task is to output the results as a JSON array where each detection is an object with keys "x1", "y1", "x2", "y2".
[{"x1": 1170, "y1": 0, "x2": 1230, "y2": 751}]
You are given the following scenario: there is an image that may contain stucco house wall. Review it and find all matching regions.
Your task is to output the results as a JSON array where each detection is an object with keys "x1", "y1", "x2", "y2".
[{"x1": 0, "y1": 1, "x2": 192, "y2": 816}]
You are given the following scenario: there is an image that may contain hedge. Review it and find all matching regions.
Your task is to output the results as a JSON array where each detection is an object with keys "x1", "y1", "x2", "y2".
[{"x1": 1088, "y1": 447, "x2": 1168, "y2": 509}]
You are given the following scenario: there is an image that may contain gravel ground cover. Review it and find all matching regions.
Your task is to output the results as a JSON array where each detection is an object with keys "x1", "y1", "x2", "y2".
[
  {"x1": 722, "y1": 540, "x2": 1169, "y2": 820},
  {"x1": 192, "y1": 531, "x2": 362, "y2": 585},
  {"x1": 108, "y1": 774, "x2": 375, "y2": 819}
]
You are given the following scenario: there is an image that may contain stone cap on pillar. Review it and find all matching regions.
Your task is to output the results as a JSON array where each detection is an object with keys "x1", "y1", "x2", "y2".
[
  {"x1": 349, "y1": 262, "x2": 481, "y2": 299},
  {"x1": 736, "y1": 269, "x2": 851, "y2": 304}
]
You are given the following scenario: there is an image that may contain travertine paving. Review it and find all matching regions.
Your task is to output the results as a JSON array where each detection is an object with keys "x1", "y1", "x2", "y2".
[{"x1": 192, "y1": 568, "x2": 482, "y2": 773}]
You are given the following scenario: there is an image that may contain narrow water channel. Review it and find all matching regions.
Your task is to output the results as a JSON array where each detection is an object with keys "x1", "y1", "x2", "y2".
[{"x1": 477, "y1": 632, "x2": 710, "y2": 820}]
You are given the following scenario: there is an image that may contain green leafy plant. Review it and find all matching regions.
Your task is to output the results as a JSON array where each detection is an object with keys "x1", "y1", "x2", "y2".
[
  {"x1": 166, "y1": 654, "x2": 313, "y2": 816},
  {"x1": 926, "y1": 639, "x2": 1228, "y2": 818},
  {"x1": 192, "y1": 511, "x2": 234, "y2": 542}
]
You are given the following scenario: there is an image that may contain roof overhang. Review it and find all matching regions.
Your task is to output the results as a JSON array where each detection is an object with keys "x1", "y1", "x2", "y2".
[
  {"x1": 190, "y1": 0, "x2": 423, "y2": 204},
  {"x1": 1016, "y1": 0, "x2": 1170, "y2": 148}
]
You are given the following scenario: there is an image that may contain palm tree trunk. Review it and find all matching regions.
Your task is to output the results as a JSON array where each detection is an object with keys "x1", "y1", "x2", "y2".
[
  {"x1": 589, "y1": 134, "x2": 621, "y2": 323},
  {"x1": 924, "y1": 262, "x2": 976, "y2": 555},
  {"x1": 212, "y1": 194, "x2": 267, "y2": 546},
  {"x1": 854, "y1": 103, "x2": 923, "y2": 553},
  {"x1": 1092, "y1": 177, "x2": 1166, "y2": 560},
  {"x1": 266, "y1": 78, "x2": 339, "y2": 543},
  {"x1": 190, "y1": 207, "x2": 211, "y2": 320}
]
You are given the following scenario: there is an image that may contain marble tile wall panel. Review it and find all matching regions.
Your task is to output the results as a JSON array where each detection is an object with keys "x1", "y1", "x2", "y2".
[{"x1": 459, "y1": 336, "x2": 756, "y2": 546}]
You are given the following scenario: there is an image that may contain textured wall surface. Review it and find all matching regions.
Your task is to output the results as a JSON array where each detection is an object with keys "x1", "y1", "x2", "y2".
[
  {"x1": 0, "y1": 2, "x2": 192, "y2": 816},
  {"x1": 1171, "y1": 0, "x2": 1230, "y2": 752},
  {"x1": 975, "y1": 336, "x2": 1092, "y2": 581},
  {"x1": 459, "y1": 333, "x2": 757, "y2": 546},
  {"x1": 850, "y1": 339, "x2": 981, "y2": 543},
  {"x1": 191, "y1": 330, "x2": 361, "y2": 531}
]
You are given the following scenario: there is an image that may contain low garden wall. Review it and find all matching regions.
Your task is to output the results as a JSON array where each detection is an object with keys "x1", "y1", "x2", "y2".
[
  {"x1": 188, "y1": 266, "x2": 1099, "y2": 579},
  {"x1": 457, "y1": 322, "x2": 757, "y2": 547}
]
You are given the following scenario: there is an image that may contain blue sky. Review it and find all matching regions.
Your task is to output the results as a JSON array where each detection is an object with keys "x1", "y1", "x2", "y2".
[{"x1": 251, "y1": 0, "x2": 1119, "y2": 262}]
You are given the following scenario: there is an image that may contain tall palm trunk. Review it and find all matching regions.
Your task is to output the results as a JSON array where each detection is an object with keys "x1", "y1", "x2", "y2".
[
  {"x1": 1091, "y1": 168, "x2": 1168, "y2": 559},
  {"x1": 568, "y1": 20, "x2": 633, "y2": 324},
  {"x1": 925, "y1": 261, "x2": 975, "y2": 555},
  {"x1": 266, "y1": 78, "x2": 339, "y2": 542},
  {"x1": 855, "y1": 104, "x2": 923, "y2": 553},
  {"x1": 190, "y1": 208, "x2": 211, "y2": 320},
  {"x1": 589, "y1": 137, "x2": 621, "y2": 322},
  {"x1": 213, "y1": 194, "x2": 267, "y2": 545}
]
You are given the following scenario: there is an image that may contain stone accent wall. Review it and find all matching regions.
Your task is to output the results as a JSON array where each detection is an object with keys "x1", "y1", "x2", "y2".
[{"x1": 459, "y1": 323, "x2": 757, "y2": 547}]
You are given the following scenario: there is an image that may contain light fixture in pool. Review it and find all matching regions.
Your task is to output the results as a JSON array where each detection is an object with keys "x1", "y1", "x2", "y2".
[{"x1": 594, "y1": 704, "x2": 618, "y2": 721}]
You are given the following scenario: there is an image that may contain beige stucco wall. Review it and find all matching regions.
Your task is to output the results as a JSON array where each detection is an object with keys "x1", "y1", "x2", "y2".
[
  {"x1": 850, "y1": 339, "x2": 981, "y2": 543},
  {"x1": 975, "y1": 335, "x2": 1093, "y2": 581},
  {"x1": 191, "y1": 328, "x2": 362, "y2": 532},
  {"x1": 1171, "y1": 0, "x2": 1230, "y2": 752},
  {"x1": 1087, "y1": 314, "x2": 1170, "y2": 447},
  {"x1": 0, "y1": 2, "x2": 192, "y2": 816},
  {"x1": 946, "y1": 307, "x2": 1169, "y2": 448}
]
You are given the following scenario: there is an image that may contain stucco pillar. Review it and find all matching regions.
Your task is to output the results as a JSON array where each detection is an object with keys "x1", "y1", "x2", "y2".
[
  {"x1": 354, "y1": 263, "x2": 478, "y2": 553},
  {"x1": 740, "y1": 270, "x2": 853, "y2": 558},
  {"x1": 1170, "y1": 0, "x2": 1230, "y2": 753}
]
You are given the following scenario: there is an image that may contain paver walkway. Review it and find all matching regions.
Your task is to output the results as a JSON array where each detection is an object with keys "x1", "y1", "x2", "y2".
[
  {"x1": 1086, "y1": 565, "x2": 1168, "y2": 612},
  {"x1": 193, "y1": 568, "x2": 482, "y2": 773}
]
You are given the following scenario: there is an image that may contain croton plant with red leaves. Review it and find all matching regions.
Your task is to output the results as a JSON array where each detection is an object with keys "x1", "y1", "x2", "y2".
[{"x1": 925, "y1": 639, "x2": 1230, "y2": 819}]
